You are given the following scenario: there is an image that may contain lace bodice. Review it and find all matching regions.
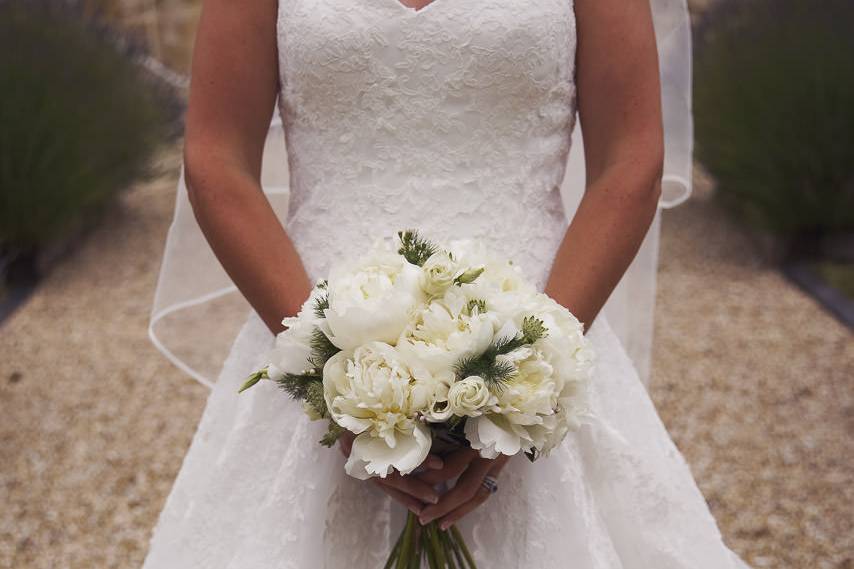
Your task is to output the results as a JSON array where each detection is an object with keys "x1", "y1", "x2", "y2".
[{"x1": 276, "y1": 0, "x2": 577, "y2": 289}]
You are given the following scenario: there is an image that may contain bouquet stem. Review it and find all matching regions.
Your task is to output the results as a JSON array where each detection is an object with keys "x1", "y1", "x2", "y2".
[{"x1": 385, "y1": 512, "x2": 477, "y2": 569}]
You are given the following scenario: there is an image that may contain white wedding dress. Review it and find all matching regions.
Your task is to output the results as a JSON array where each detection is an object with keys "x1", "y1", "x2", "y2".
[{"x1": 142, "y1": 0, "x2": 752, "y2": 567}]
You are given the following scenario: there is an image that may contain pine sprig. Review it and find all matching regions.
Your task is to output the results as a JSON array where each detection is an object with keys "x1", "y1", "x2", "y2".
[
  {"x1": 319, "y1": 421, "x2": 345, "y2": 447},
  {"x1": 397, "y1": 229, "x2": 438, "y2": 266},
  {"x1": 454, "y1": 350, "x2": 518, "y2": 390},
  {"x1": 307, "y1": 328, "x2": 340, "y2": 369},
  {"x1": 276, "y1": 371, "x2": 321, "y2": 400},
  {"x1": 453, "y1": 315, "x2": 549, "y2": 391},
  {"x1": 312, "y1": 291, "x2": 329, "y2": 319},
  {"x1": 304, "y1": 380, "x2": 328, "y2": 418}
]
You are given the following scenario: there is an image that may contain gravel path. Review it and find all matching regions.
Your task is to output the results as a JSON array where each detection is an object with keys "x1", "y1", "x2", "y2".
[{"x1": 0, "y1": 157, "x2": 851, "y2": 569}]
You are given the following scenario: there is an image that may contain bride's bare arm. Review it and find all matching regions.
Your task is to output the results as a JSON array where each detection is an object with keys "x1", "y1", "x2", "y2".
[
  {"x1": 188, "y1": 0, "x2": 445, "y2": 510},
  {"x1": 418, "y1": 0, "x2": 664, "y2": 527},
  {"x1": 544, "y1": 0, "x2": 664, "y2": 329},
  {"x1": 183, "y1": 0, "x2": 311, "y2": 333}
]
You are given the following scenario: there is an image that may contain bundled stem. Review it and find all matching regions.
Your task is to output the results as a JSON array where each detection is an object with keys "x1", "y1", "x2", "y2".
[{"x1": 385, "y1": 513, "x2": 478, "y2": 569}]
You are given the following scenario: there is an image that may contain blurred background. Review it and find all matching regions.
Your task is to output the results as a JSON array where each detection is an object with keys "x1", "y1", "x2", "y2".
[{"x1": 0, "y1": 0, "x2": 851, "y2": 567}]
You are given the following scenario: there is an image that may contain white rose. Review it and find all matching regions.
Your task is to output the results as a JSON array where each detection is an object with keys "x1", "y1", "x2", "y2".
[
  {"x1": 322, "y1": 341, "x2": 432, "y2": 479},
  {"x1": 321, "y1": 241, "x2": 426, "y2": 351},
  {"x1": 447, "y1": 376, "x2": 496, "y2": 417},
  {"x1": 396, "y1": 287, "x2": 497, "y2": 374},
  {"x1": 420, "y1": 250, "x2": 462, "y2": 297}
]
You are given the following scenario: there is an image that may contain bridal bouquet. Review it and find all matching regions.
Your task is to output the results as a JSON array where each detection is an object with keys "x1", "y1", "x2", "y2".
[{"x1": 239, "y1": 230, "x2": 595, "y2": 568}]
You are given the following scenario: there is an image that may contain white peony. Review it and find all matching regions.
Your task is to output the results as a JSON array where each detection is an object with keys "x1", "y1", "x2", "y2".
[
  {"x1": 321, "y1": 241, "x2": 426, "y2": 351},
  {"x1": 447, "y1": 375, "x2": 496, "y2": 417},
  {"x1": 396, "y1": 287, "x2": 497, "y2": 374},
  {"x1": 517, "y1": 293, "x2": 595, "y2": 388},
  {"x1": 322, "y1": 341, "x2": 434, "y2": 479},
  {"x1": 466, "y1": 343, "x2": 586, "y2": 459}
]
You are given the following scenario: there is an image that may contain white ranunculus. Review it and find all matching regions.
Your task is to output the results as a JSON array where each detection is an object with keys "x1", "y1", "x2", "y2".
[
  {"x1": 420, "y1": 250, "x2": 462, "y2": 297},
  {"x1": 447, "y1": 375, "x2": 496, "y2": 417},
  {"x1": 396, "y1": 287, "x2": 497, "y2": 374},
  {"x1": 322, "y1": 341, "x2": 432, "y2": 479},
  {"x1": 321, "y1": 241, "x2": 426, "y2": 351}
]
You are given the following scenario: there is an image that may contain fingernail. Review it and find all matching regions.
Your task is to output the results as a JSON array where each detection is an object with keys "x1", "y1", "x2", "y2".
[
  {"x1": 430, "y1": 458, "x2": 444, "y2": 469},
  {"x1": 429, "y1": 495, "x2": 439, "y2": 504},
  {"x1": 419, "y1": 516, "x2": 429, "y2": 525},
  {"x1": 439, "y1": 522, "x2": 449, "y2": 531}
]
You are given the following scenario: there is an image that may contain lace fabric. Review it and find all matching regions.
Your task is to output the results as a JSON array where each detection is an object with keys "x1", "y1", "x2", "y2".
[
  {"x1": 142, "y1": 0, "x2": 751, "y2": 566},
  {"x1": 276, "y1": 0, "x2": 577, "y2": 290}
]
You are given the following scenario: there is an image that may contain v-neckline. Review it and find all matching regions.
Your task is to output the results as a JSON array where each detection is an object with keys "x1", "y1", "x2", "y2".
[{"x1": 388, "y1": 0, "x2": 441, "y2": 15}]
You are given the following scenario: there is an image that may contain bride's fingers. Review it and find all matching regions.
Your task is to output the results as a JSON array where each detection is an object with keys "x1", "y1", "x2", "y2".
[
  {"x1": 378, "y1": 472, "x2": 441, "y2": 505},
  {"x1": 436, "y1": 486, "x2": 490, "y2": 530},
  {"x1": 417, "y1": 454, "x2": 445, "y2": 472},
  {"x1": 373, "y1": 480, "x2": 427, "y2": 516},
  {"x1": 417, "y1": 457, "x2": 494, "y2": 525},
  {"x1": 416, "y1": 448, "x2": 477, "y2": 485},
  {"x1": 435, "y1": 455, "x2": 511, "y2": 529}
]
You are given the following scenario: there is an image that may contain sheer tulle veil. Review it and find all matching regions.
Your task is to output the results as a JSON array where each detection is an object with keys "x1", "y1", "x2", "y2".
[{"x1": 149, "y1": 0, "x2": 693, "y2": 388}]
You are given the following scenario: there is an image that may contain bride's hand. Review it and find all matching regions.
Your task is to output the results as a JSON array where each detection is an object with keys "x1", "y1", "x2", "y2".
[
  {"x1": 416, "y1": 449, "x2": 510, "y2": 530},
  {"x1": 337, "y1": 431, "x2": 445, "y2": 515}
]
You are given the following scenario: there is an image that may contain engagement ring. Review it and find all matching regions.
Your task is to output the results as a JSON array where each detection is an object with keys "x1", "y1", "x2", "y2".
[{"x1": 481, "y1": 476, "x2": 499, "y2": 495}]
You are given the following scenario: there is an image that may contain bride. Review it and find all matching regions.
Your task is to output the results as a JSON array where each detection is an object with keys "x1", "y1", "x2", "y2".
[{"x1": 143, "y1": 0, "x2": 752, "y2": 567}]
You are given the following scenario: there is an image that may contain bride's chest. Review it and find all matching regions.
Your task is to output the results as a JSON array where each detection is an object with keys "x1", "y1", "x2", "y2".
[{"x1": 276, "y1": 0, "x2": 577, "y2": 92}]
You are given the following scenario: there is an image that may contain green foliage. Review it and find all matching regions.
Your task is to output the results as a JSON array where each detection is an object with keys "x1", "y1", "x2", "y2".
[
  {"x1": 454, "y1": 266, "x2": 484, "y2": 285},
  {"x1": 307, "y1": 328, "x2": 340, "y2": 369},
  {"x1": 454, "y1": 351, "x2": 517, "y2": 391},
  {"x1": 454, "y1": 316, "x2": 548, "y2": 391},
  {"x1": 319, "y1": 421, "x2": 345, "y2": 447},
  {"x1": 694, "y1": 0, "x2": 854, "y2": 239},
  {"x1": 276, "y1": 372, "x2": 326, "y2": 416},
  {"x1": 0, "y1": 0, "x2": 180, "y2": 255},
  {"x1": 238, "y1": 369, "x2": 268, "y2": 393},
  {"x1": 466, "y1": 298, "x2": 486, "y2": 315},
  {"x1": 312, "y1": 290, "x2": 329, "y2": 319},
  {"x1": 397, "y1": 229, "x2": 438, "y2": 266}
]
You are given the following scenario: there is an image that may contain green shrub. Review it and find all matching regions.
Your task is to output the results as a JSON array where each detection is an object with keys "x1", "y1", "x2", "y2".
[
  {"x1": 694, "y1": 0, "x2": 854, "y2": 245},
  {"x1": 0, "y1": 0, "x2": 180, "y2": 261}
]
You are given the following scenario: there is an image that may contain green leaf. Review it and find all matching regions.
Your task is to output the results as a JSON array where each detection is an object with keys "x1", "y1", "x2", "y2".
[
  {"x1": 237, "y1": 369, "x2": 267, "y2": 393},
  {"x1": 454, "y1": 266, "x2": 484, "y2": 285},
  {"x1": 319, "y1": 421, "x2": 345, "y2": 447}
]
